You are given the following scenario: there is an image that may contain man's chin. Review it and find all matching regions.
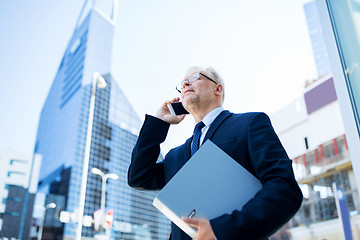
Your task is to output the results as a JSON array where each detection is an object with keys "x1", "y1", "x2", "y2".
[
  {"x1": 182, "y1": 96, "x2": 192, "y2": 106},
  {"x1": 183, "y1": 97, "x2": 199, "y2": 110}
]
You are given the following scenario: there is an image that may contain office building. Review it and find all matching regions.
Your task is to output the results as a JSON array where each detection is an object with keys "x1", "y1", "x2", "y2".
[
  {"x1": 269, "y1": 1, "x2": 360, "y2": 238},
  {"x1": 303, "y1": 0, "x2": 331, "y2": 77},
  {"x1": 285, "y1": 0, "x2": 360, "y2": 238},
  {"x1": 271, "y1": 75, "x2": 360, "y2": 239},
  {"x1": 33, "y1": 4, "x2": 170, "y2": 240},
  {"x1": 0, "y1": 150, "x2": 41, "y2": 239}
]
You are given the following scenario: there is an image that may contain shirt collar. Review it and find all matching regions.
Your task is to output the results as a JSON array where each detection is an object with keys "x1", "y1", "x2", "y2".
[{"x1": 201, "y1": 107, "x2": 224, "y2": 127}]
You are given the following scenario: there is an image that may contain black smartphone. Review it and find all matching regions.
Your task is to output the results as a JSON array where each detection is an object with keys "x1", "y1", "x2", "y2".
[{"x1": 168, "y1": 102, "x2": 189, "y2": 115}]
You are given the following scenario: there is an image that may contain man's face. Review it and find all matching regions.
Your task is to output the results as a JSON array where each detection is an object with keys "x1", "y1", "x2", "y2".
[{"x1": 181, "y1": 71, "x2": 217, "y2": 110}]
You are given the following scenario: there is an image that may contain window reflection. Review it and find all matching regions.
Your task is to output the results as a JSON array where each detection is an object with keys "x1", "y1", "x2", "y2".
[{"x1": 327, "y1": 0, "x2": 360, "y2": 133}]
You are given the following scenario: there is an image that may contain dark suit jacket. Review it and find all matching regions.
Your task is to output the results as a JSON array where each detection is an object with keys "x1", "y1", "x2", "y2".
[{"x1": 128, "y1": 110, "x2": 303, "y2": 240}]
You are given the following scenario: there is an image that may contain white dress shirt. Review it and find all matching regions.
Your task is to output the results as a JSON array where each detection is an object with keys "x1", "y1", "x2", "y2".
[{"x1": 198, "y1": 107, "x2": 224, "y2": 146}]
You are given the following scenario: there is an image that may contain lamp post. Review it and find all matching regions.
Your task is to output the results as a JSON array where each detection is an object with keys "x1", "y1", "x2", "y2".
[
  {"x1": 37, "y1": 203, "x2": 56, "y2": 240},
  {"x1": 76, "y1": 72, "x2": 107, "y2": 240},
  {"x1": 91, "y1": 167, "x2": 118, "y2": 231}
]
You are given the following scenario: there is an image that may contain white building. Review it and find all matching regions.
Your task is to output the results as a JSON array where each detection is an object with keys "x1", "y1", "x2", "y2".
[
  {"x1": 271, "y1": 75, "x2": 360, "y2": 240},
  {"x1": 272, "y1": 74, "x2": 343, "y2": 160}
]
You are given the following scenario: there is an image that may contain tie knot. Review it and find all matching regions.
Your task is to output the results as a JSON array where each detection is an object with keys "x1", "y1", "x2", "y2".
[{"x1": 194, "y1": 121, "x2": 205, "y2": 131}]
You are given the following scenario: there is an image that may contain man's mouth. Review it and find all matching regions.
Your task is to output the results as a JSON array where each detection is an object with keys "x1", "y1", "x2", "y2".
[{"x1": 184, "y1": 89, "x2": 194, "y2": 94}]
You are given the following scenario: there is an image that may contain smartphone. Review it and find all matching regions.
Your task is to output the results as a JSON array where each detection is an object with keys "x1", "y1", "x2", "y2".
[{"x1": 168, "y1": 102, "x2": 189, "y2": 115}]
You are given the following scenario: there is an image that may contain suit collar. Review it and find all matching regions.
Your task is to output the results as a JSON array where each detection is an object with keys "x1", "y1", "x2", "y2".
[
  {"x1": 203, "y1": 110, "x2": 232, "y2": 143},
  {"x1": 201, "y1": 107, "x2": 224, "y2": 127},
  {"x1": 183, "y1": 110, "x2": 232, "y2": 160}
]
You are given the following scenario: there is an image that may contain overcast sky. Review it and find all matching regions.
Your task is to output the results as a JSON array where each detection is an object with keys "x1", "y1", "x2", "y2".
[{"x1": 0, "y1": 0, "x2": 317, "y2": 155}]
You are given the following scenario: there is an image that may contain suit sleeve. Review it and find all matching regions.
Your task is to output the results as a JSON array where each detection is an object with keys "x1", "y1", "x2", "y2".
[
  {"x1": 210, "y1": 113, "x2": 303, "y2": 239},
  {"x1": 128, "y1": 114, "x2": 170, "y2": 190}
]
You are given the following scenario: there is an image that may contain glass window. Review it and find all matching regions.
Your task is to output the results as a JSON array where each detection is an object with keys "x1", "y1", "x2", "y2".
[
  {"x1": 327, "y1": 0, "x2": 360, "y2": 134},
  {"x1": 10, "y1": 159, "x2": 27, "y2": 165},
  {"x1": 7, "y1": 171, "x2": 26, "y2": 177}
]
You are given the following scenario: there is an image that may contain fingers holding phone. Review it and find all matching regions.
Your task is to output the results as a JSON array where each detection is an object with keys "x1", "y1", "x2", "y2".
[
  {"x1": 168, "y1": 102, "x2": 189, "y2": 116},
  {"x1": 155, "y1": 98, "x2": 186, "y2": 124}
]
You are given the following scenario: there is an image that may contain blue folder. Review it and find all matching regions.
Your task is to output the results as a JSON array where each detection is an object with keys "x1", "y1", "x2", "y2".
[{"x1": 153, "y1": 140, "x2": 262, "y2": 238}]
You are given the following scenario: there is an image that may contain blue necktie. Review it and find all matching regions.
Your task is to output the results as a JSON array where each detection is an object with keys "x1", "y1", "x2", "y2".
[{"x1": 191, "y1": 121, "x2": 205, "y2": 156}]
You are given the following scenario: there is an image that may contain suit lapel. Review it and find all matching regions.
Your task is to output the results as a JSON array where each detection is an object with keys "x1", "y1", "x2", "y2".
[
  {"x1": 184, "y1": 137, "x2": 192, "y2": 159},
  {"x1": 203, "y1": 110, "x2": 232, "y2": 143},
  {"x1": 179, "y1": 137, "x2": 192, "y2": 168}
]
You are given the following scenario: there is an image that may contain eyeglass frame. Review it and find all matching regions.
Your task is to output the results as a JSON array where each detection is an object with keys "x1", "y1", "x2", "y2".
[{"x1": 176, "y1": 72, "x2": 218, "y2": 93}]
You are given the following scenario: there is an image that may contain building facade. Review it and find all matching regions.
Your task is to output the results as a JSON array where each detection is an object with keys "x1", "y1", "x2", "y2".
[
  {"x1": 33, "y1": 6, "x2": 169, "y2": 240},
  {"x1": 271, "y1": 75, "x2": 360, "y2": 239},
  {"x1": 315, "y1": 0, "x2": 360, "y2": 193},
  {"x1": 303, "y1": 0, "x2": 331, "y2": 78},
  {"x1": 270, "y1": 1, "x2": 360, "y2": 238},
  {"x1": 0, "y1": 150, "x2": 41, "y2": 239}
]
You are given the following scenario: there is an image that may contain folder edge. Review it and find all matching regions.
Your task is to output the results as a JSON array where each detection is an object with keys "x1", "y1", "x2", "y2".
[{"x1": 153, "y1": 196, "x2": 197, "y2": 238}]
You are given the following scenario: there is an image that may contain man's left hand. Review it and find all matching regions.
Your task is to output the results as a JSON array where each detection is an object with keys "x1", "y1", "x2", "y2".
[{"x1": 183, "y1": 217, "x2": 216, "y2": 240}]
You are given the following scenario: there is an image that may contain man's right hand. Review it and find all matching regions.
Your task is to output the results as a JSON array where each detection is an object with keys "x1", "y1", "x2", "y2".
[{"x1": 155, "y1": 97, "x2": 186, "y2": 124}]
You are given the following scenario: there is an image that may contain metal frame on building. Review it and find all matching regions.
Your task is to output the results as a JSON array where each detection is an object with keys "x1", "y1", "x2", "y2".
[{"x1": 315, "y1": 0, "x2": 360, "y2": 199}]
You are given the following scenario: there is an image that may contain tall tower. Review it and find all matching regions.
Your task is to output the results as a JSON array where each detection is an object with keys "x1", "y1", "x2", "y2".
[
  {"x1": 303, "y1": 0, "x2": 331, "y2": 77},
  {"x1": 34, "y1": 4, "x2": 169, "y2": 240}
]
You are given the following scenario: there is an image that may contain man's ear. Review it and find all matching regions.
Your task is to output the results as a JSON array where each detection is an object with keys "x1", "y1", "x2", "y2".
[{"x1": 214, "y1": 84, "x2": 223, "y2": 97}]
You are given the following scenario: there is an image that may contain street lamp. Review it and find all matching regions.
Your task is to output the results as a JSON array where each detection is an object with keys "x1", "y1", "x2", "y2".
[
  {"x1": 76, "y1": 72, "x2": 107, "y2": 240},
  {"x1": 91, "y1": 168, "x2": 118, "y2": 212},
  {"x1": 91, "y1": 167, "x2": 118, "y2": 230},
  {"x1": 38, "y1": 203, "x2": 56, "y2": 240}
]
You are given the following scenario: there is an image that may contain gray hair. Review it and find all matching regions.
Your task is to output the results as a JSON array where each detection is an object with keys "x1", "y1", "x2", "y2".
[{"x1": 185, "y1": 66, "x2": 225, "y2": 102}]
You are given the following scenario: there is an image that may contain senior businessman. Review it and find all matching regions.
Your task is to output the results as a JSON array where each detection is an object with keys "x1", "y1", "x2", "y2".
[{"x1": 128, "y1": 66, "x2": 303, "y2": 240}]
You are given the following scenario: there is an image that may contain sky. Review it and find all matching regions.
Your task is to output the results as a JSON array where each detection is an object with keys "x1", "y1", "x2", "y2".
[{"x1": 0, "y1": 0, "x2": 317, "y2": 155}]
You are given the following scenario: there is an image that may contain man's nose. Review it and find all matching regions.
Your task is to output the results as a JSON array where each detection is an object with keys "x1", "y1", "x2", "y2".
[{"x1": 182, "y1": 81, "x2": 190, "y2": 89}]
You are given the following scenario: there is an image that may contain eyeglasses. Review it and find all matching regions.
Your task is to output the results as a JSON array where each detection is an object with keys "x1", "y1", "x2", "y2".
[{"x1": 176, "y1": 72, "x2": 217, "y2": 93}]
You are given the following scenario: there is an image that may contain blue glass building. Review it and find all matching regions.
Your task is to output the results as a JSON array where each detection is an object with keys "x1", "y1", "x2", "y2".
[
  {"x1": 303, "y1": 0, "x2": 331, "y2": 77},
  {"x1": 34, "y1": 6, "x2": 170, "y2": 240}
]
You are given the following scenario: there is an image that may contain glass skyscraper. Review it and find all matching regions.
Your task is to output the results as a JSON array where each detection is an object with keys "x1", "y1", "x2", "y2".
[
  {"x1": 303, "y1": 0, "x2": 331, "y2": 77},
  {"x1": 34, "y1": 5, "x2": 170, "y2": 240}
]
